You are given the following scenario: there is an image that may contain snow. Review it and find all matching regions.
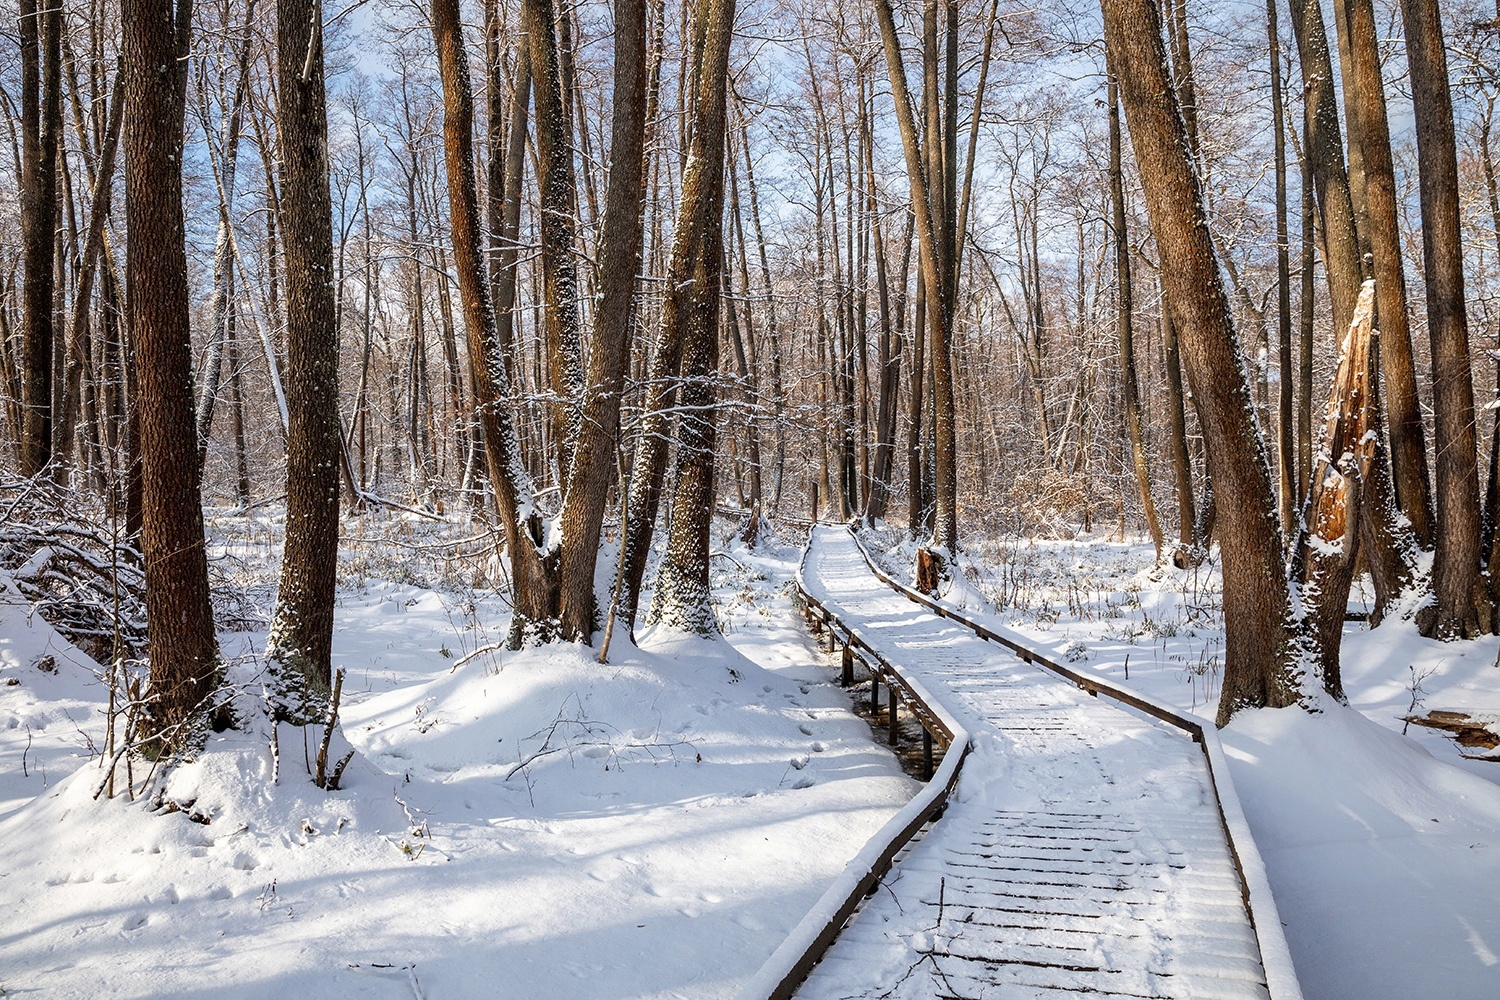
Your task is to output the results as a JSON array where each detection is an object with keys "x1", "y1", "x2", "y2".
[
  {"x1": 790, "y1": 528, "x2": 1275, "y2": 1000},
  {"x1": 1223, "y1": 704, "x2": 1500, "y2": 1000},
  {"x1": 9, "y1": 512, "x2": 1499, "y2": 998},
  {"x1": 865, "y1": 525, "x2": 1500, "y2": 1000},
  {"x1": 0, "y1": 520, "x2": 916, "y2": 998}
]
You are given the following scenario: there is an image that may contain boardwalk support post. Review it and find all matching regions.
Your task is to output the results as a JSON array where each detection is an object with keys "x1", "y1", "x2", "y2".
[
  {"x1": 888, "y1": 688, "x2": 899, "y2": 745},
  {"x1": 841, "y1": 643, "x2": 854, "y2": 686}
]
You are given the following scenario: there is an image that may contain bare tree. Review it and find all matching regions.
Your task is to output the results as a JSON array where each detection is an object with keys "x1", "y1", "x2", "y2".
[
  {"x1": 1403, "y1": 0, "x2": 1487, "y2": 638},
  {"x1": 1103, "y1": 0, "x2": 1317, "y2": 725},
  {"x1": 19, "y1": 0, "x2": 61, "y2": 477},
  {"x1": 266, "y1": 0, "x2": 343, "y2": 719},
  {"x1": 647, "y1": 0, "x2": 736, "y2": 632},
  {"x1": 124, "y1": 0, "x2": 220, "y2": 753}
]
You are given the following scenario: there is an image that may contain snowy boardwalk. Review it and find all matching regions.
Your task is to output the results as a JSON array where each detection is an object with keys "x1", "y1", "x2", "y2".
[{"x1": 791, "y1": 527, "x2": 1270, "y2": 1000}]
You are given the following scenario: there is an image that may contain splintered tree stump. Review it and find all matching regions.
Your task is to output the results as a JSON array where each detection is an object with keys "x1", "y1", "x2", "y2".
[{"x1": 914, "y1": 547, "x2": 942, "y2": 596}]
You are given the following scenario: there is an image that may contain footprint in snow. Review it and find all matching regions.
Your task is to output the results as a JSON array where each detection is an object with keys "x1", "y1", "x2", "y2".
[
  {"x1": 811, "y1": 741, "x2": 827, "y2": 753},
  {"x1": 789, "y1": 756, "x2": 810, "y2": 770},
  {"x1": 121, "y1": 913, "x2": 147, "y2": 932},
  {"x1": 798, "y1": 723, "x2": 815, "y2": 736},
  {"x1": 791, "y1": 775, "x2": 816, "y2": 789}
]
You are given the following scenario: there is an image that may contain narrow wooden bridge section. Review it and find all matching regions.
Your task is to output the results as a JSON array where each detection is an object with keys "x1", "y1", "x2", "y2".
[{"x1": 744, "y1": 526, "x2": 1301, "y2": 1000}]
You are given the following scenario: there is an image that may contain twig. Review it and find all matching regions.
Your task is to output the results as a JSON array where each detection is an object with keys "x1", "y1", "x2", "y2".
[{"x1": 314, "y1": 668, "x2": 347, "y2": 789}]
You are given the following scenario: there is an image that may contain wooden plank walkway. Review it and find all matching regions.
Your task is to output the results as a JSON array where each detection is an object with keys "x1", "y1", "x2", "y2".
[{"x1": 791, "y1": 527, "x2": 1271, "y2": 1000}]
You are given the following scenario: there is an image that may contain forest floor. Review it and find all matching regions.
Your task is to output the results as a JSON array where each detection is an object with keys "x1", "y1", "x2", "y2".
[
  {"x1": 2, "y1": 516, "x2": 1498, "y2": 998},
  {"x1": 862, "y1": 523, "x2": 1500, "y2": 1000},
  {"x1": 0, "y1": 514, "x2": 915, "y2": 999}
]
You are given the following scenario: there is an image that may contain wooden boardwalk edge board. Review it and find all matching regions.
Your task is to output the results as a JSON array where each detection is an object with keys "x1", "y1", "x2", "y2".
[
  {"x1": 737, "y1": 525, "x2": 1304, "y2": 1000},
  {"x1": 736, "y1": 532, "x2": 976, "y2": 1000}
]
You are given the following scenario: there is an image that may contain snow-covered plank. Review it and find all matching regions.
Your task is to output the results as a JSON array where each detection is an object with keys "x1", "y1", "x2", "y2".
[{"x1": 770, "y1": 526, "x2": 1291, "y2": 1000}]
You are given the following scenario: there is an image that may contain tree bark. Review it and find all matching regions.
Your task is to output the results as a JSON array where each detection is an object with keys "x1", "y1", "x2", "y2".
[
  {"x1": 1402, "y1": 0, "x2": 1487, "y2": 637},
  {"x1": 124, "y1": 0, "x2": 220, "y2": 753},
  {"x1": 556, "y1": 0, "x2": 650, "y2": 642},
  {"x1": 1104, "y1": 0, "x2": 1316, "y2": 726},
  {"x1": 526, "y1": 0, "x2": 584, "y2": 479},
  {"x1": 432, "y1": 0, "x2": 554, "y2": 646},
  {"x1": 641, "y1": 0, "x2": 736, "y2": 632},
  {"x1": 267, "y1": 0, "x2": 343, "y2": 720},
  {"x1": 1270, "y1": 0, "x2": 1295, "y2": 536},
  {"x1": 19, "y1": 0, "x2": 61, "y2": 477},
  {"x1": 1107, "y1": 71, "x2": 1163, "y2": 559},
  {"x1": 1287, "y1": 0, "x2": 1363, "y2": 337},
  {"x1": 1343, "y1": 0, "x2": 1434, "y2": 546}
]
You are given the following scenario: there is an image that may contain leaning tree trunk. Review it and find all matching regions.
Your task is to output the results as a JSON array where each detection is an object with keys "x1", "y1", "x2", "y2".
[
  {"x1": 431, "y1": 0, "x2": 552, "y2": 646},
  {"x1": 266, "y1": 0, "x2": 343, "y2": 721},
  {"x1": 1402, "y1": 0, "x2": 1487, "y2": 638},
  {"x1": 1103, "y1": 0, "x2": 1318, "y2": 727},
  {"x1": 874, "y1": 0, "x2": 956, "y2": 552},
  {"x1": 643, "y1": 0, "x2": 736, "y2": 633},
  {"x1": 124, "y1": 0, "x2": 220, "y2": 755}
]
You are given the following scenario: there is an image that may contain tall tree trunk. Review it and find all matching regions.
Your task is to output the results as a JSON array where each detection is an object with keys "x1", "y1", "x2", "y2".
[
  {"x1": 874, "y1": 0, "x2": 956, "y2": 551},
  {"x1": 124, "y1": 0, "x2": 220, "y2": 753},
  {"x1": 492, "y1": 46, "x2": 530, "y2": 369},
  {"x1": 1297, "y1": 119, "x2": 1315, "y2": 504},
  {"x1": 1402, "y1": 0, "x2": 1487, "y2": 637},
  {"x1": 1162, "y1": 303, "x2": 1196, "y2": 562},
  {"x1": 1270, "y1": 0, "x2": 1295, "y2": 536},
  {"x1": 527, "y1": 0, "x2": 584, "y2": 483},
  {"x1": 20, "y1": 0, "x2": 61, "y2": 477},
  {"x1": 267, "y1": 0, "x2": 343, "y2": 720},
  {"x1": 194, "y1": 0, "x2": 255, "y2": 469},
  {"x1": 1104, "y1": 0, "x2": 1317, "y2": 726},
  {"x1": 1344, "y1": 0, "x2": 1434, "y2": 546},
  {"x1": 1108, "y1": 71, "x2": 1163, "y2": 559},
  {"x1": 53, "y1": 66, "x2": 123, "y2": 477},
  {"x1": 1287, "y1": 0, "x2": 1363, "y2": 336},
  {"x1": 637, "y1": 0, "x2": 737, "y2": 632},
  {"x1": 432, "y1": 0, "x2": 553, "y2": 646},
  {"x1": 556, "y1": 0, "x2": 650, "y2": 642}
]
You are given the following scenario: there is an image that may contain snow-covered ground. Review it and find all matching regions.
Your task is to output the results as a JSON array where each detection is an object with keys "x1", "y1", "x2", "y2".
[
  {"x1": 863, "y1": 524, "x2": 1500, "y2": 1000},
  {"x1": 0, "y1": 515, "x2": 915, "y2": 999},
  {"x1": 8, "y1": 514, "x2": 1499, "y2": 999}
]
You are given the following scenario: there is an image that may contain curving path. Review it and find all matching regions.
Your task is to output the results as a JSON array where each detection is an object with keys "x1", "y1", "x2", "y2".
[{"x1": 792, "y1": 527, "x2": 1271, "y2": 1000}]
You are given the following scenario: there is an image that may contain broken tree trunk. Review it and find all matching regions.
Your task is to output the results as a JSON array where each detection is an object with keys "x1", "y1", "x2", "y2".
[{"x1": 1294, "y1": 280, "x2": 1419, "y2": 699}]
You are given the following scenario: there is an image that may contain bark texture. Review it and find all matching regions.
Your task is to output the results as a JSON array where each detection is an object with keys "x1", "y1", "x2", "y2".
[
  {"x1": 267, "y1": 0, "x2": 343, "y2": 720},
  {"x1": 646, "y1": 0, "x2": 736, "y2": 632},
  {"x1": 1402, "y1": 0, "x2": 1487, "y2": 638},
  {"x1": 1103, "y1": 0, "x2": 1315, "y2": 727},
  {"x1": 124, "y1": 0, "x2": 220, "y2": 753}
]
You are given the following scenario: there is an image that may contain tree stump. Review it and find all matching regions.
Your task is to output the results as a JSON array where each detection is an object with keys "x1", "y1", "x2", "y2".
[{"x1": 915, "y1": 547, "x2": 942, "y2": 595}]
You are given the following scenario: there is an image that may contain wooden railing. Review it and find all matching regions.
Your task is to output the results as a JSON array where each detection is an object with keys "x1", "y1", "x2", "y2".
[
  {"x1": 845, "y1": 525, "x2": 1303, "y2": 1000},
  {"x1": 740, "y1": 524, "x2": 1303, "y2": 1000},
  {"x1": 736, "y1": 531, "x2": 972, "y2": 1000}
]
